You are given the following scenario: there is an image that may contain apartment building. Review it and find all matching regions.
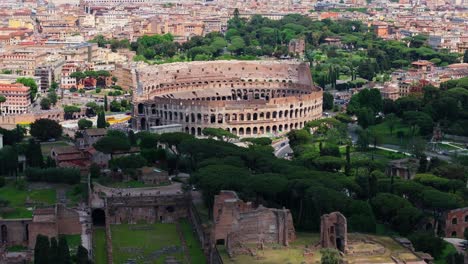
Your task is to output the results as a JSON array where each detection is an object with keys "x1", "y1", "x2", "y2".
[{"x1": 0, "y1": 83, "x2": 31, "y2": 115}]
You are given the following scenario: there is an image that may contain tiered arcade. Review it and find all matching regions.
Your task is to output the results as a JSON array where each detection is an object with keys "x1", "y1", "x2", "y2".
[{"x1": 133, "y1": 60, "x2": 323, "y2": 137}]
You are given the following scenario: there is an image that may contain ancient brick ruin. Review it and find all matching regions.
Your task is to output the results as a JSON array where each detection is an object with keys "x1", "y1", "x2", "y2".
[
  {"x1": 0, "y1": 205, "x2": 81, "y2": 249},
  {"x1": 212, "y1": 191, "x2": 295, "y2": 256},
  {"x1": 133, "y1": 60, "x2": 323, "y2": 137},
  {"x1": 320, "y1": 212, "x2": 347, "y2": 253}
]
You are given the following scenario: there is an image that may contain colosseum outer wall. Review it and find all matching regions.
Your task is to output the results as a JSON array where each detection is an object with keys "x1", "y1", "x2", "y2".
[{"x1": 133, "y1": 60, "x2": 323, "y2": 137}]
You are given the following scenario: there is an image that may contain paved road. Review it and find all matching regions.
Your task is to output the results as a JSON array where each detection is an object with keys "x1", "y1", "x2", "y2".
[{"x1": 272, "y1": 138, "x2": 293, "y2": 159}]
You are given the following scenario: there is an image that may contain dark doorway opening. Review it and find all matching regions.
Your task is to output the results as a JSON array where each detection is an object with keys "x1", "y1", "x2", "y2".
[
  {"x1": 336, "y1": 237, "x2": 344, "y2": 252},
  {"x1": 92, "y1": 209, "x2": 106, "y2": 226},
  {"x1": 1, "y1": 225, "x2": 7, "y2": 243}
]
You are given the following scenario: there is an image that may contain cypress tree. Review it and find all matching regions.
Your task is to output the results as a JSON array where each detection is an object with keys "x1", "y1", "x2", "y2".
[
  {"x1": 128, "y1": 130, "x2": 136, "y2": 146},
  {"x1": 26, "y1": 138, "x2": 43, "y2": 167},
  {"x1": 49, "y1": 237, "x2": 59, "y2": 264},
  {"x1": 97, "y1": 111, "x2": 106, "y2": 129},
  {"x1": 345, "y1": 145, "x2": 351, "y2": 175},
  {"x1": 57, "y1": 235, "x2": 72, "y2": 264},
  {"x1": 76, "y1": 245, "x2": 90, "y2": 264},
  {"x1": 104, "y1": 95, "x2": 108, "y2": 111},
  {"x1": 34, "y1": 235, "x2": 50, "y2": 264}
]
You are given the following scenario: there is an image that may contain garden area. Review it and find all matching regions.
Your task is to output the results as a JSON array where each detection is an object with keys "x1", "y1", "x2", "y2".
[
  {"x1": 218, "y1": 232, "x2": 321, "y2": 264},
  {"x1": 93, "y1": 228, "x2": 107, "y2": 264},
  {"x1": 0, "y1": 181, "x2": 56, "y2": 219},
  {"x1": 110, "y1": 220, "x2": 206, "y2": 264}
]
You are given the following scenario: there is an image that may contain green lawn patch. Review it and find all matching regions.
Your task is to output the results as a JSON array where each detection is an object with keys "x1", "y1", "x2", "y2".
[
  {"x1": 66, "y1": 183, "x2": 87, "y2": 206},
  {"x1": 111, "y1": 223, "x2": 184, "y2": 264},
  {"x1": 93, "y1": 228, "x2": 107, "y2": 264},
  {"x1": 179, "y1": 219, "x2": 206, "y2": 264},
  {"x1": 65, "y1": 234, "x2": 81, "y2": 252},
  {"x1": 7, "y1": 245, "x2": 27, "y2": 252},
  {"x1": 369, "y1": 119, "x2": 416, "y2": 149},
  {"x1": 434, "y1": 242, "x2": 457, "y2": 264},
  {"x1": 0, "y1": 183, "x2": 56, "y2": 219},
  {"x1": 30, "y1": 189, "x2": 56, "y2": 205}
]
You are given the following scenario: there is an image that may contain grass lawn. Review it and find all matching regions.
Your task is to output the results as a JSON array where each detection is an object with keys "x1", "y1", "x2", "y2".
[
  {"x1": 65, "y1": 234, "x2": 81, "y2": 253},
  {"x1": 40, "y1": 141, "x2": 70, "y2": 156},
  {"x1": 93, "y1": 228, "x2": 107, "y2": 264},
  {"x1": 66, "y1": 183, "x2": 87, "y2": 206},
  {"x1": 0, "y1": 183, "x2": 56, "y2": 219},
  {"x1": 111, "y1": 223, "x2": 184, "y2": 264},
  {"x1": 368, "y1": 119, "x2": 416, "y2": 149},
  {"x1": 219, "y1": 232, "x2": 321, "y2": 264},
  {"x1": 7, "y1": 245, "x2": 27, "y2": 252},
  {"x1": 434, "y1": 242, "x2": 457, "y2": 264},
  {"x1": 179, "y1": 219, "x2": 206, "y2": 264}
]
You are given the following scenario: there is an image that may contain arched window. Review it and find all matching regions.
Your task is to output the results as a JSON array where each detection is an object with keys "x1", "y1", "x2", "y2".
[{"x1": 452, "y1": 217, "x2": 458, "y2": 225}]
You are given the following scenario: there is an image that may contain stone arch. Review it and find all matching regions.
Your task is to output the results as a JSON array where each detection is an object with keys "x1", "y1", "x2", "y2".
[
  {"x1": 210, "y1": 114, "x2": 216, "y2": 124},
  {"x1": 266, "y1": 126, "x2": 271, "y2": 133},
  {"x1": 253, "y1": 113, "x2": 258, "y2": 120},
  {"x1": 259, "y1": 126, "x2": 264, "y2": 134},
  {"x1": 272, "y1": 125, "x2": 277, "y2": 133},
  {"x1": 246, "y1": 127, "x2": 251, "y2": 135},
  {"x1": 451, "y1": 231, "x2": 457, "y2": 237},
  {"x1": 197, "y1": 127, "x2": 202, "y2": 136},
  {"x1": 279, "y1": 124, "x2": 283, "y2": 132},
  {"x1": 92, "y1": 209, "x2": 106, "y2": 226},
  {"x1": 140, "y1": 118, "x2": 146, "y2": 130},
  {"x1": 253, "y1": 127, "x2": 258, "y2": 134},
  {"x1": 231, "y1": 128, "x2": 237, "y2": 135},
  {"x1": 191, "y1": 127, "x2": 196, "y2": 135},
  {"x1": 138, "y1": 103, "x2": 144, "y2": 114},
  {"x1": 239, "y1": 127, "x2": 244, "y2": 136}
]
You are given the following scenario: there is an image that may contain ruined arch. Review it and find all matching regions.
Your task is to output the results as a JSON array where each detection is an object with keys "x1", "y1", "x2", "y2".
[{"x1": 92, "y1": 209, "x2": 106, "y2": 226}]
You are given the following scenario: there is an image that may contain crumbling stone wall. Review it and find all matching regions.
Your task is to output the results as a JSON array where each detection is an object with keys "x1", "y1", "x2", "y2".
[
  {"x1": 212, "y1": 191, "x2": 295, "y2": 255},
  {"x1": 106, "y1": 195, "x2": 188, "y2": 224},
  {"x1": 320, "y1": 212, "x2": 347, "y2": 253},
  {"x1": 0, "y1": 220, "x2": 32, "y2": 248},
  {"x1": 56, "y1": 204, "x2": 81, "y2": 235}
]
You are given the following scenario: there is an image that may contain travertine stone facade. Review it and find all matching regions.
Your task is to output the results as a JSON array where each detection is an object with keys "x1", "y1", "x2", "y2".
[
  {"x1": 320, "y1": 212, "x2": 347, "y2": 253},
  {"x1": 212, "y1": 191, "x2": 295, "y2": 256},
  {"x1": 133, "y1": 60, "x2": 322, "y2": 137}
]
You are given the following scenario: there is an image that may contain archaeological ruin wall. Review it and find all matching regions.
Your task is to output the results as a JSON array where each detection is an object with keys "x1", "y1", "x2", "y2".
[{"x1": 212, "y1": 191, "x2": 295, "y2": 255}]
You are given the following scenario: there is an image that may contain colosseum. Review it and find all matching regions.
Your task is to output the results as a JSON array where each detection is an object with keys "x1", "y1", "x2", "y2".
[{"x1": 132, "y1": 60, "x2": 323, "y2": 137}]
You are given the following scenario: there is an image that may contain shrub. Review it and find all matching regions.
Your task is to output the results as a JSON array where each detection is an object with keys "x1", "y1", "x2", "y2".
[{"x1": 25, "y1": 167, "x2": 81, "y2": 184}]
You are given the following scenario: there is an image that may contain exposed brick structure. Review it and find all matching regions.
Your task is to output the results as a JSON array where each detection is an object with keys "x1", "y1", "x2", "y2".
[
  {"x1": 0, "y1": 219, "x2": 31, "y2": 247},
  {"x1": 0, "y1": 205, "x2": 81, "y2": 249},
  {"x1": 212, "y1": 191, "x2": 295, "y2": 256},
  {"x1": 445, "y1": 207, "x2": 468, "y2": 238},
  {"x1": 105, "y1": 195, "x2": 188, "y2": 224},
  {"x1": 320, "y1": 212, "x2": 347, "y2": 253},
  {"x1": 133, "y1": 60, "x2": 323, "y2": 137}
]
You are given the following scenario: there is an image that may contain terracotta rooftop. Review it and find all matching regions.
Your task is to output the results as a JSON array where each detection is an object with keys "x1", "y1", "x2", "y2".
[{"x1": 0, "y1": 83, "x2": 30, "y2": 92}]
